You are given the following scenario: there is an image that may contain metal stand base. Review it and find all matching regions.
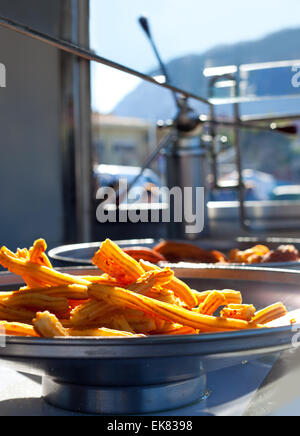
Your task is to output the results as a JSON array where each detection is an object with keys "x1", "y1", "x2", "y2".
[{"x1": 42, "y1": 375, "x2": 207, "y2": 415}]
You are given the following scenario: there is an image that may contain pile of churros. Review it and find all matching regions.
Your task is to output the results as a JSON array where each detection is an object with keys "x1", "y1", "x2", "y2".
[{"x1": 0, "y1": 238, "x2": 289, "y2": 338}]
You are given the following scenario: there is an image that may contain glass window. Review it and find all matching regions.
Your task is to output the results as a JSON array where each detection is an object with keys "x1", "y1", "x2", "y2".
[{"x1": 90, "y1": 1, "x2": 300, "y2": 209}]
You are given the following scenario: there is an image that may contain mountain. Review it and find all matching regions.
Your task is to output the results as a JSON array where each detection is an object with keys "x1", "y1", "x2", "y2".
[{"x1": 113, "y1": 27, "x2": 300, "y2": 121}]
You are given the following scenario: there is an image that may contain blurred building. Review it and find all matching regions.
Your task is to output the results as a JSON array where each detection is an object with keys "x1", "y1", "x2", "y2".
[{"x1": 92, "y1": 112, "x2": 157, "y2": 167}]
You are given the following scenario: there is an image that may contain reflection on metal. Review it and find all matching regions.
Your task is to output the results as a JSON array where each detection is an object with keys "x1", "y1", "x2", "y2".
[
  {"x1": 208, "y1": 200, "x2": 300, "y2": 220},
  {"x1": 209, "y1": 74, "x2": 249, "y2": 230},
  {"x1": 209, "y1": 58, "x2": 300, "y2": 104},
  {"x1": 203, "y1": 65, "x2": 238, "y2": 78},
  {"x1": 240, "y1": 59, "x2": 300, "y2": 72},
  {"x1": 208, "y1": 73, "x2": 300, "y2": 232},
  {"x1": 208, "y1": 201, "x2": 300, "y2": 235},
  {"x1": 163, "y1": 136, "x2": 209, "y2": 240}
]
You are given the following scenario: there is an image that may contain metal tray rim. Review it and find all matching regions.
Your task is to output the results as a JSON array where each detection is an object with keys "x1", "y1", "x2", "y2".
[{"x1": 48, "y1": 239, "x2": 300, "y2": 268}]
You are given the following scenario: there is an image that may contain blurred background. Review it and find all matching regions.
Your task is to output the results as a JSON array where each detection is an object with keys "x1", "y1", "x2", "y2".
[{"x1": 1, "y1": 0, "x2": 300, "y2": 250}]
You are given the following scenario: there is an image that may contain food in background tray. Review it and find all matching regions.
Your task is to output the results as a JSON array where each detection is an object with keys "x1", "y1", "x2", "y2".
[
  {"x1": 229, "y1": 244, "x2": 300, "y2": 265},
  {"x1": 123, "y1": 247, "x2": 167, "y2": 263},
  {"x1": 261, "y1": 245, "x2": 300, "y2": 264},
  {"x1": 123, "y1": 241, "x2": 300, "y2": 265},
  {"x1": 153, "y1": 241, "x2": 228, "y2": 264},
  {"x1": 229, "y1": 245, "x2": 270, "y2": 264},
  {"x1": 0, "y1": 238, "x2": 290, "y2": 338}
]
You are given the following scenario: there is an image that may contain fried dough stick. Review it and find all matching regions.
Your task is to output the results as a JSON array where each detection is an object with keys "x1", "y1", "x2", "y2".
[
  {"x1": 128, "y1": 269, "x2": 174, "y2": 295},
  {"x1": 0, "y1": 247, "x2": 91, "y2": 287},
  {"x1": 252, "y1": 303, "x2": 287, "y2": 325},
  {"x1": 0, "y1": 321, "x2": 39, "y2": 337},
  {"x1": 70, "y1": 269, "x2": 180, "y2": 328},
  {"x1": 126, "y1": 318, "x2": 157, "y2": 334},
  {"x1": 18, "y1": 284, "x2": 88, "y2": 300},
  {"x1": 199, "y1": 291, "x2": 226, "y2": 316},
  {"x1": 68, "y1": 328, "x2": 145, "y2": 338},
  {"x1": 33, "y1": 311, "x2": 144, "y2": 338},
  {"x1": 14, "y1": 239, "x2": 53, "y2": 288},
  {"x1": 71, "y1": 269, "x2": 175, "y2": 328},
  {"x1": 146, "y1": 288, "x2": 178, "y2": 305},
  {"x1": 139, "y1": 260, "x2": 197, "y2": 309},
  {"x1": 0, "y1": 301, "x2": 37, "y2": 323},
  {"x1": 33, "y1": 311, "x2": 69, "y2": 337},
  {"x1": 159, "y1": 325, "x2": 198, "y2": 335},
  {"x1": 29, "y1": 239, "x2": 53, "y2": 268},
  {"x1": 70, "y1": 299, "x2": 157, "y2": 333},
  {"x1": 88, "y1": 284, "x2": 263, "y2": 332},
  {"x1": 79, "y1": 274, "x2": 124, "y2": 286},
  {"x1": 70, "y1": 299, "x2": 116, "y2": 327},
  {"x1": 193, "y1": 290, "x2": 242, "y2": 306},
  {"x1": 221, "y1": 304, "x2": 256, "y2": 322},
  {"x1": 3, "y1": 247, "x2": 42, "y2": 289},
  {"x1": 92, "y1": 239, "x2": 145, "y2": 285},
  {"x1": 0, "y1": 286, "x2": 89, "y2": 318},
  {"x1": 1, "y1": 293, "x2": 69, "y2": 317},
  {"x1": 108, "y1": 308, "x2": 157, "y2": 334},
  {"x1": 111, "y1": 315, "x2": 136, "y2": 334}
]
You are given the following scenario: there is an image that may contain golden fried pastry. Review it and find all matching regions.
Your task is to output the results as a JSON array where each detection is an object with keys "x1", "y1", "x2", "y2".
[
  {"x1": 221, "y1": 304, "x2": 256, "y2": 322},
  {"x1": 154, "y1": 241, "x2": 228, "y2": 264},
  {"x1": 229, "y1": 245, "x2": 270, "y2": 264},
  {"x1": 0, "y1": 321, "x2": 39, "y2": 337},
  {"x1": 261, "y1": 245, "x2": 300, "y2": 263},
  {"x1": 139, "y1": 260, "x2": 197, "y2": 308},
  {"x1": 252, "y1": 303, "x2": 288, "y2": 325},
  {"x1": 123, "y1": 247, "x2": 166, "y2": 264},
  {"x1": 198, "y1": 291, "x2": 226, "y2": 316},
  {"x1": 92, "y1": 239, "x2": 144, "y2": 285},
  {"x1": 33, "y1": 311, "x2": 69, "y2": 337},
  {"x1": 88, "y1": 284, "x2": 264, "y2": 333}
]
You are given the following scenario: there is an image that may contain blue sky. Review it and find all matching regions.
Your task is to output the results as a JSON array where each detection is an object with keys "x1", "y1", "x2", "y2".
[{"x1": 90, "y1": 0, "x2": 300, "y2": 113}]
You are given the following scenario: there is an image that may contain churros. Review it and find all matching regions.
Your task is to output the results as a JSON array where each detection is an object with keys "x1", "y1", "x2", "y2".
[
  {"x1": 199, "y1": 291, "x2": 226, "y2": 316},
  {"x1": 92, "y1": 239, "x2": 144, "y2": 284},
  {"x1": 0, "y1": 238, "x2": 290, "y2": 338},
  {"x1": 139, "y1": 260, "x2": 197, "y2": 308},
  {"x1": 33, "y1": 311, "x2": 69, "y2": 337},
  {"x1": 88, "y1": 284, "x2": 262, "y2": 332},
  {"x1": 221, "y1": 304, "x2": 256, "y2": 322},
  {"x1": 252, "y1": 303, "x2": 288, "y2": 325},
  {"x1": 0, "y1": 321, "x2": 39, "y2": 337}
]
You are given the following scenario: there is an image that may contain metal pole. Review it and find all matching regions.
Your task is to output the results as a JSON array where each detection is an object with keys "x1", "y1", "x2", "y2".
[
  {"x1": 0, "y1": 13, "x2": 210, "y2": 107},
  {"x1": 73, "y1": 0, "x2": 93, "y2": 242},
  {"x1": 60, "y1": 0, "x2": 92, "y2": 243}
]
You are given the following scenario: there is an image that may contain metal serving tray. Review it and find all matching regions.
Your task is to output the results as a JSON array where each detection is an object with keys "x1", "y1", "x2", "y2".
[
  {"x1": 48, "y1": 238, "x2": 300, "y2": 269},
  {"x1": 0, "y1": 266, "x2": 300, "y2": 415}
]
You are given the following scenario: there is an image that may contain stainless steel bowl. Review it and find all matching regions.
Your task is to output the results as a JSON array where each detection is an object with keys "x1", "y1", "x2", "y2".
[{"x1": 0, "y1": 266, "x2": 300, "y2": 414}]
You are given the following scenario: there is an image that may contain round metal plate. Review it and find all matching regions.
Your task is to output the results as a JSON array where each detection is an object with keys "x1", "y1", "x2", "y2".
[{"x1": 0, "y1": 266, "x2": 300, "y2": 414}]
